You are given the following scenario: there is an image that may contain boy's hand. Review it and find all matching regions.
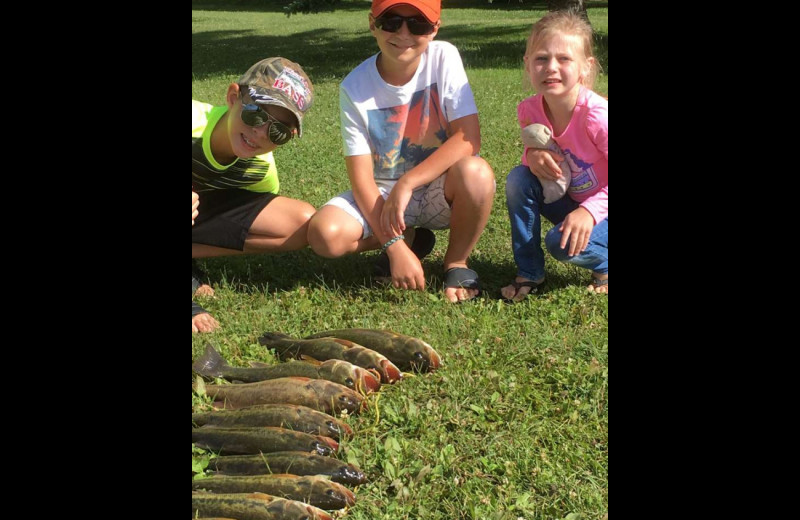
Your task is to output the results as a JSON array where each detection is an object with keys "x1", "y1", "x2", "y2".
[
  {"x1": 559, "y1": 206, "x2": 594, "y2": 256},
  {"x1": 387, "y1": 244, "x2": 426, "y2": 291},
  {"x1": 526, "y1": 148, "x2": 563, "y2": 181},
  {"x1": 192, "y1": 191, "x2": 200, "y2": 226},
  {"x1": 381, "y1": 181, "x2": 413, "y2": 236}
]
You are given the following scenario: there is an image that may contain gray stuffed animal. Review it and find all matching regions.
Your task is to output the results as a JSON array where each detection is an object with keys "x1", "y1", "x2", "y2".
[{"x1": 521, "y1": 123, "x2": 570, "y2": 204}]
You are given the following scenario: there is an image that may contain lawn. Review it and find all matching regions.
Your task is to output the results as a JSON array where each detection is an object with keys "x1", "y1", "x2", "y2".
[{"x1": 193, "y1": 2, "x2": 608, "y2": 518}]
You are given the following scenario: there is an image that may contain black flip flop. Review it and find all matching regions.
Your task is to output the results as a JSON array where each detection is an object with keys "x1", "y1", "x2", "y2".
[
  {"x1": 373, "y1": 227, "x2": 436, "y2": 278},
  {"x1": 443, "y1": 267, "x2": 482, "y2": 300},
  {"x1": 192, "y1": 300, "x2": 208, "y2": 317},
  {"x1": 503, "y1": 279, "x2": 544, "y2": 303}
]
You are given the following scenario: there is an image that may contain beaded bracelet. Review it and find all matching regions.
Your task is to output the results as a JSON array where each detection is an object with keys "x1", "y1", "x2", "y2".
[{"x1": 381, "y1": 234, "x2": 405, "y2": 252}]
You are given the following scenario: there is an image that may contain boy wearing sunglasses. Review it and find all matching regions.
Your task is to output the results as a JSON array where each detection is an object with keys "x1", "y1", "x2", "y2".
[
  {"x1": 307, "y1": 0, "x2": 495, "y2": 303},
  {"x1": 192, "y1": 57, "x2": 315, "y2": 333}
]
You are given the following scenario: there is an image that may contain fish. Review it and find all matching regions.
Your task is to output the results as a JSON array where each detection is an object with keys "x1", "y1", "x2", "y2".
[
  {"x1": 195, "y1": 377, "x2": 364, "y2": 415},
  {"x1": 206, "y1": 451, "x2": 367, "y2": 486},
  {"x1": 192, "y1": 474, "x2": 356, "y2": 510},
  {"x1": 192, "y1": 491, "x2": 332, "y2": 520},
  {"x1": 192, "y1": 427, "x2": 338, "y2": 456},
  {"x1": 193, "y1": 343, "x2": 381, "y2": 393},
  {"x1": 192, "y1": 404, "x2": 353, "y2": 441},
  {"x1": 306, "y1": 328, "x2": 442, "y2": 372},
  {"x1": 259, "y1": 332, "x2": 402, "y2": 384}
]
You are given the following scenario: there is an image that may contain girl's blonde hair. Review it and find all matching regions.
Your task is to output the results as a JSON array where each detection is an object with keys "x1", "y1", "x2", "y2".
[{"x1": 524, "y1": 11, "x2": 598, "y2": 91}]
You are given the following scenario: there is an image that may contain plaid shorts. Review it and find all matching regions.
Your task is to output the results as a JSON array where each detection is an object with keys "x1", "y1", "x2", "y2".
[{"x1": 324, "y1": 175, "x2": 452, "y2": 239}]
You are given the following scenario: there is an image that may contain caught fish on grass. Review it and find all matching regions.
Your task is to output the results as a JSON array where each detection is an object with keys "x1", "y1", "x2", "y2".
[
  {"x1": 206, "y1": 451, "x2": 367, "y2": 486},
  {"x1": 192, "y1": 474, "x2": 356, "y2": 510},
  {"x1": 192, "y1": 404, "x2": 353, "y2": 441},
  {"x1": 195, "y1": 377, "x2": 364, "y2": 416},
  {"x1": 192, "y1": 491, "x2": 332, "y2": 520},
  {"x1": 193, "y1": 343, "x2": 380, "y2": 393},
  {"x1": 192, "y1": 427, "x2": 339, "y2": 456},
  {"x1": 259, "y1": 332, "x2": 402, "y2": 384},
  {"x1": 306, "y1": 329, "x2": 442, "y2": 372}
]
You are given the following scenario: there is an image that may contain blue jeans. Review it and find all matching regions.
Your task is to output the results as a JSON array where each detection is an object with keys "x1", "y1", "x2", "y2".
[{"x1": 505, "y1": 165, "x2": 608, "y2": 281}]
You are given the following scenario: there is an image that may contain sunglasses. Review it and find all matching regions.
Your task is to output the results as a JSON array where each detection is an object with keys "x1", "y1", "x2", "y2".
[
  {"x1": 374, "y1": 14, "x2": 437, "y2": 36},
  {"x1": 239, "y1": 91, "x2": 295, "y2": 145}
]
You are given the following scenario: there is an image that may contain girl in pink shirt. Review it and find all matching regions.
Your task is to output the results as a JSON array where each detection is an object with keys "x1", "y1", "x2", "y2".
[{"x1": 501, "y1": 11, "x2": 608, "y2": 302}]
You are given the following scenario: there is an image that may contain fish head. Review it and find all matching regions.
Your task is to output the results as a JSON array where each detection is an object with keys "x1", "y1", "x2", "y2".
[
  {"x1": 407, "y1": 338, "x2": 441, "y2": 371},
  {"x1": 355, "y1": 367, "x2": 382, "y2": 394},
  {"x1": 326, "y1": 418, "x2": 354, "y2": 438},
  {"x1": 381, "y1": 359, "x2": 403, "y2": 383},
  {"x1": 319, "y1": 360, "x2": 358, "y2": 390},
  {"x1": 312, "y1": 479, "x2": 357, "y2": 508},
  {"x1": 335, "y1": 463, "x2": 367, "y2": 485},
  {"x1": 336, "y1": 392, "x2": 364, "y2": 414},
  {"x1": 310, "y1": 439, "x2": 334, "y2": 456}
]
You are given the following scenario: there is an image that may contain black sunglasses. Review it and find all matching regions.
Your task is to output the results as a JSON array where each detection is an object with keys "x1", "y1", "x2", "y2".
[
  {"x1": 374, "y1": 14, "x2": 437, "y2": 36},
  {"x1": 239, "y1": 91, "x2": 294, "y2": 145}
]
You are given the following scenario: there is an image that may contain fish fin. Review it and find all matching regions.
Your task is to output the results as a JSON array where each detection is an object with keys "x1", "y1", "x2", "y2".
[
  {"x1": 299, "y1": 355, "x2": 323, "y2": 366},
  {"x1": 330, "y1": 338, "x2": 358, "y2": 348},
  {"x1": 258, "y1": 331, "x2": 294, "y2": 345},
  {"x1": 192, "y1": 343, "x2": 228, "y2": 378}
]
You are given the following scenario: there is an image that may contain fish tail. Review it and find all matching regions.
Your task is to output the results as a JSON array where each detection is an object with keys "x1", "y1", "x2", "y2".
[{"x1": 192, "y1": 343, "x2": 228, "y2": 377}]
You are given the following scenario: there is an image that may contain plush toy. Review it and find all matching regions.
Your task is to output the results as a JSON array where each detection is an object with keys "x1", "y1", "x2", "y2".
[{"x1": 521, "y1": 123, "x2": 570, "y2": 204}]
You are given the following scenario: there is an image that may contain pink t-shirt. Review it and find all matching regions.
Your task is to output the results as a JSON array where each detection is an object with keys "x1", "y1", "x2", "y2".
[{"x1": 517, "y1": 86, "x2": 608, "y2": 223}]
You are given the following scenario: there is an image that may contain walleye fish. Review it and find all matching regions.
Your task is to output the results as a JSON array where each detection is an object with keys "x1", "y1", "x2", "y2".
[
  {"x1": 306, "y1": 328, "x2": 442, "y2": 372},
  {"x1": 193, "y1": 343, "x2": 380, "y2": 393},
  {"x1": 206, "y1": 451, "x2": 367, "y2": 486},
  {"x1": 192, "y1": 474, "x2": 356, "y2": 510},
  {"x1": 192, "y1": 426, "x2": 338, "y2": 456},
  {"x1": 192, "y1": 491, "x2": 332, "y2": 520},
  {"x1": 259, "y1": 332, "x2": 402, "y2": 384},
  {"x1": 196, "y1": 377, "x2": 364, "y2": 415},
  {"x1": 193, "y1": 404, "x2": 353, "y2": 441}
]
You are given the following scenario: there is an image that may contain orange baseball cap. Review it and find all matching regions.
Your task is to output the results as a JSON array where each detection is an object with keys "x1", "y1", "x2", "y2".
[{"x1": 371, "y1": 0, "x2": 441, "y2": 23}]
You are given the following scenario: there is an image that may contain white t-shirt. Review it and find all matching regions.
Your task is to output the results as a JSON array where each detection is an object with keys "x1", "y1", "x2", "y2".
[{"x1": 339, "y1": 40, "x2": 478, "y2": 186}]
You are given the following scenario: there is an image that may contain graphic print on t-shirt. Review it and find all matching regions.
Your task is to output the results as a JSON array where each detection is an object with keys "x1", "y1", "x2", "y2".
[
  {"x1": 367, "y1": 84, "x2": 448, "y2": 181},
  {"x1": 563, "y1": 148, "x2": 599, "y2": 195}
]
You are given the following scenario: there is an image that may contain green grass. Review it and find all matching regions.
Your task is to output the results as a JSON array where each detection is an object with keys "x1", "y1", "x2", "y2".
[{"x1": 193, "y1": 3, "x2": 607, "y2": 519}]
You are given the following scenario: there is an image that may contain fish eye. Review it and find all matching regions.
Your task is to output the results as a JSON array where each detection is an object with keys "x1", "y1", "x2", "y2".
[
  {"x1": 414, "y1": 352, "x2": 424, "y2": 359},
  {"x1": 345, "y1": 377, "x2": 354, "y2": 387},
  {"x1": 326, "y1": 420, "x2": 338, "y2": 430},
  {"x1": 326, "y1": 489, "x2": 336, "y2": 496}
]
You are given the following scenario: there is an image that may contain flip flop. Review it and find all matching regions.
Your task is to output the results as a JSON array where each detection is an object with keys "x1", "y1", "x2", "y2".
[
  {"x1": 588, "y1": 276, "x2": 608, "y2": 293},
  {"x1": 373, "y1": 227, "x2": 436, "y2": 279},
  {"x1": 443, "y1": 267, "x2": 482, "y2": 300},
  {"x1": 192, "y1": 300, "x2": 208, "y2": 317},
  {"x1": 503, "y1": 278, "x2": 544, "y2": 303}
]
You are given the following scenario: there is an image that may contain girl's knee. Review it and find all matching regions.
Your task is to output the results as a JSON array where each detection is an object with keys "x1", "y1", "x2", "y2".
[{"x1": 544, "y1": 229, "x2": 569, "y2": 261}]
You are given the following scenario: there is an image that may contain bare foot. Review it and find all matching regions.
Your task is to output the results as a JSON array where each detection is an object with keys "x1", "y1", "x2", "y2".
[
  {"x1": 444, "y1": 286, "x2": 480, "y2": 303},
  {"x1": 501, "y1": 276, "x2": 544, "y2": 303},
  {"x1": 194, "y1": 284, "x2": 215, "y2": 297},
  {"x1": 587, "y1": 273, "x2": 608, "y2": 294},
  {"x1": 443, "y1": 266, "x2": 480, "y2": 303},
  {"x1": 192, "y1": 312, "x2": 220, "y2": 333}
]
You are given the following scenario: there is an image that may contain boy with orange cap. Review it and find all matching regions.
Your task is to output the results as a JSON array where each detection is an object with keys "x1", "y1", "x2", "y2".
[{"x1": 307, "y1": 0, "x2": 495, "y2": 303}]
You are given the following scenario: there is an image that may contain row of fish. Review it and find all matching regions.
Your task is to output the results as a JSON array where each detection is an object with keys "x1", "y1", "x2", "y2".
[{"x1": 192, "y1": 328, "x2": 442, "y2": 518}]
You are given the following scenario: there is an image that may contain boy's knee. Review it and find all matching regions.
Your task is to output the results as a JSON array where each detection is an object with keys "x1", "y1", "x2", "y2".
[
  {"x1": 453, "y1": 157, "x2": 495, "y2": 199},
  {"x1": 307, "y1": 218, "x2": 347, "y2": 258}
]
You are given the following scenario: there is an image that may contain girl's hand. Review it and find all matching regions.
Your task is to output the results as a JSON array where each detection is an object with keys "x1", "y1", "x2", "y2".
[
  {"x1": 559, "y1": 206, "x2": 595, "y2": 256},
  {"x1": 192, "y1": 191, "x2": 200, "y2": 226},
  {"x1": 380, "y1": 180, "x2": 412, "y2": 236},
  {"x1": 526, "y1": 148, "x2": 563, "y2": 181}
]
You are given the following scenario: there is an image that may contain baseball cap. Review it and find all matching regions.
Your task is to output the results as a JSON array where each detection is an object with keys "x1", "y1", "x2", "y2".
[
  {"x1": 237, "y1": 57, "x2": 314, "y2": 137},
  {"x1": 371, "y1": 0, "x2": 441, "y2": 23}
]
